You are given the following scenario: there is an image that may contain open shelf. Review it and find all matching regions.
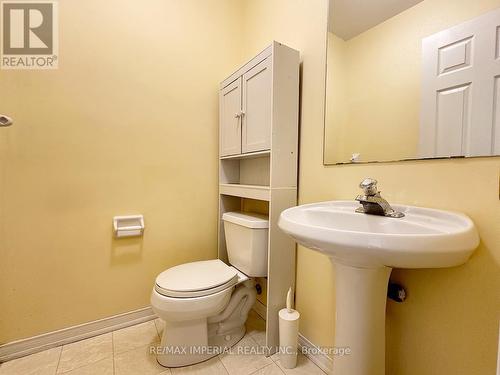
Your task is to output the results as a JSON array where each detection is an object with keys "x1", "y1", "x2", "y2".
[
  {"x1": 219, "y1": 183, "x2": 270, "y2": 201},
  {"x1": 220, "y1": 154, "x2": 270, "y2": 187},
  {"x1": 220, "y1": 150, "x2": 271, "y2": 160}
]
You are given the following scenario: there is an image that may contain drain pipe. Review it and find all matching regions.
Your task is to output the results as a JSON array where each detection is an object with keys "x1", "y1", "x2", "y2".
[{"x1": 388, "y1": 283, "x2": 406, "y2": 302}]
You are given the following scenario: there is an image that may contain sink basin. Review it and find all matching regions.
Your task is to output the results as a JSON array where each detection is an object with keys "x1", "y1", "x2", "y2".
[
  {"x1": 278, "y1": 200, "x2": 479, "y2": 375},
  {"x1": 278, "y1": 200, "x2": 479, "y2": 269}
]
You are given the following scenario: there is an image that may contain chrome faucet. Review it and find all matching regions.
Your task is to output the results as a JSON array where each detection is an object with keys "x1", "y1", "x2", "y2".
[{"x1": 355, "y1": 178, "x2": 404, "y2": 218}]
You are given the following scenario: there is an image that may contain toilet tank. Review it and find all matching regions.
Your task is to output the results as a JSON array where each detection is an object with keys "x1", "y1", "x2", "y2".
[{"x1": 222, "y1": 212, "x2": 269, "y2": 277}]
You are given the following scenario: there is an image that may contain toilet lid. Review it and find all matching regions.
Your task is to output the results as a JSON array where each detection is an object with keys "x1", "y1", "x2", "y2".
[{"x1": 155, "y1": 259, "x2": 239, "y2": 298}]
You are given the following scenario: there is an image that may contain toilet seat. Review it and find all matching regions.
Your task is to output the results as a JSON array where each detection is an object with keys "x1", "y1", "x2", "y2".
[{"x1": 155, "y1": 259, "x2": 239, "y2": 298}]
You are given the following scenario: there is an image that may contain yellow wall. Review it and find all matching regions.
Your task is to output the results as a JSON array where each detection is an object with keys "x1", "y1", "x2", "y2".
[
  {"x1": 0, "y1": 0, "x2": 243, "y2": 343},
  {"x1": 241, "y1": 0, "x2": 500, "y2": 374},
  {"x1": 324, "y1": 33, "x2": 349, "y2": 163},
  {"x1": 325, "y1": 0, "x2": 500, "y2": 163}
]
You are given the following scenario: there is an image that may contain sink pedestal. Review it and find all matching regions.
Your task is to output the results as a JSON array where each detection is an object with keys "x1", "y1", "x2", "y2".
[{"x1": 333, "y1": 262, "x2": 392, "y2": 375}]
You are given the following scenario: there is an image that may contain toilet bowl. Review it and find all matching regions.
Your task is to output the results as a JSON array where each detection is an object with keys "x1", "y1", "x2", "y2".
[
  {"x1": 151, "y1": 212, "x2": 269, "y2": 368},
  {"x1": 151, "y1": 259, "x2": 256, "y2": 367}
]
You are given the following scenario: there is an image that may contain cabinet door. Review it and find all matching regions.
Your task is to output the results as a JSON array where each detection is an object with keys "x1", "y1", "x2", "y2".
[
  {"x1": 242, "y1": 58, "x2": 272, "y2": 153},
  {"x1": 220, "y1": 78, "x2": 242, "y2": 156}
]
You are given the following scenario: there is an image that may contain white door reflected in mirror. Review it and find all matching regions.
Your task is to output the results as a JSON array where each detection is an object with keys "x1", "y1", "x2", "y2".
[{"x1": 324, "y1": 0, "x2": 500, "y2": 164}]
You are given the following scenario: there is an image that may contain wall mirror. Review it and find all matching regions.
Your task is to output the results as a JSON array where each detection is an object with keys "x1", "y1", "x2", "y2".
[{"x1": 324, "y1": 0, "x2": 500, "y2": 164}]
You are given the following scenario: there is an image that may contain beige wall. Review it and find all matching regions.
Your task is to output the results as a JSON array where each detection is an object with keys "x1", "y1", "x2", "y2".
[
  {"x1": 325, "y1": 0, "x2": 500, "y2": 163},
  {"x1": 241, "y1": 0, "x2": 500, "y2": 374},
  {"x1": 325, "y1": 33, "x2": 349, "y2": 163},
  {"x1": 0, "y1": 0, "x2": 243, "y2": 343}
]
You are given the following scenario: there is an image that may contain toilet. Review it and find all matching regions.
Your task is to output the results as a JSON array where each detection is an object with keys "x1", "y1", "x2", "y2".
[{"x1": 150, "y1": 211, "x2": 269, "y2": 367}]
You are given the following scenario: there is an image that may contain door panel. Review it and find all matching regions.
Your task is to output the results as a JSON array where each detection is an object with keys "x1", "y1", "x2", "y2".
[
  {"x1": 220, "y1": 78, "x2": 242, "y2": 156},
  {"x1": 436, "y1": 84, "x2": 470, "y2": 156},
  {"x1": 420, "y1": 8, "x2": 500, "y2": 157},
  {"x1": 242, "y1": 58, "x2": 272, "y2": 153}
]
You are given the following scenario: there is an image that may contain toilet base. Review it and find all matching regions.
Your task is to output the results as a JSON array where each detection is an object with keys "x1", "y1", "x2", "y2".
[
  {"x1": 156, "y1": 281, "x2": 256, "y2": 368},
  {"x1": 156, "y1": 322, "x2": 246, "y2": 368}
]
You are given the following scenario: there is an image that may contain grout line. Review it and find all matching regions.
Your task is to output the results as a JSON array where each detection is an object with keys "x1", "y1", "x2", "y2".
[
  {"x1": 111, "y1": 321, "x2": 160, "y2": 357},
  {"x1": 249, "y1": 362, "x2": 284, "y2": 375},
  {"x1": 246, "y1": 333, "x2": 263, "y2": 348},
  {"x1": 111, "y1": 330, "x2": 115, "y2": 375},
  {"x1": 312, "y1": 357, "x2": 328, "y2": 375},
  {"x1": 218, "y1": 355, "x2": 231, "y2": 374},
  {"x1": 245, "y1": 334, "x2": 277, "y2": 374},
  {"x1": 53, "y1": 334, "x2": 114, "y2": 375},
  {"x1": 215, "y1": 356, "x2": 230, "y2": 375},
  {"x1": 54, "y1": 345, "x2": 63, "y2": 374},
  {"x1": 275, "y1": 364, "x2": 286, "y2": 375},
  {"x1": 59, "y1": 358, "x2": 113, "y2": 375},
  {"x1": 114, "y1": 341, "x2": 160, "y2": 358},
  {"x1": 111, "y1": 331, "x2": 116, "y2": 357},
  {"x1": 153, "y1": 318, "x2": 162, "y2": 340},
  {"x1": 298, "y1": 353, "x2": 328, "y2": 374}
]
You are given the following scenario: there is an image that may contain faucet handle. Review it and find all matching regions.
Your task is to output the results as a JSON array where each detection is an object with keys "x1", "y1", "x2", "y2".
[{"x1": 359, "y1": 178, "x2": 378, "y2": 196}]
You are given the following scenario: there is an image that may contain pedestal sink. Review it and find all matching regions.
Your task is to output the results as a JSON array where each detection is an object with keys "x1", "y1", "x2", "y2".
[{"x1": 278, "y1": 200, "x2": 479, "y2": 375}]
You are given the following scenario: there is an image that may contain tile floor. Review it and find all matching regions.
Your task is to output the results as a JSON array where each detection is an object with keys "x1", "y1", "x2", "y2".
[{"x1": 0, "y1": 311, "x2": 326, "y2": 375}]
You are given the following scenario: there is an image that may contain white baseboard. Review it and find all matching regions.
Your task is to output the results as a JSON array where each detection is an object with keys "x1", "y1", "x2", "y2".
[
  {"x1": 298, "y1": 334, "x2": 333, "y2": 374},
  {"x1": 0, "y1": 307, "x2": 156, "y2": 363},
  {"x1": 252, "y1": 300, "x2": 267, "y2": 321},
  {"x1": 2, "y1": 304, "x2": 334, "y2": 374}
]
